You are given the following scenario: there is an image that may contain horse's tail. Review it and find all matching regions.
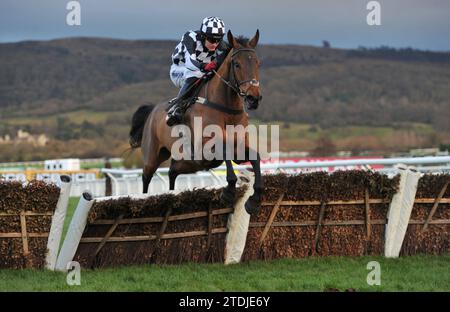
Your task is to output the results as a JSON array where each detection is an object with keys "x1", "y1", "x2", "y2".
[{"x1": 129, "y1": 104, "x2": 154, "y2": 149}]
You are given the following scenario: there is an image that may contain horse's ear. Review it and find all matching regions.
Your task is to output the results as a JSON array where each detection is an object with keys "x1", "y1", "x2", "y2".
[
  {"x1": 227, "y1": 30, "x2": 239, "y2": 49},
  {"x1": 249, "y1": 29, "x2": 259, "y2": 48}
]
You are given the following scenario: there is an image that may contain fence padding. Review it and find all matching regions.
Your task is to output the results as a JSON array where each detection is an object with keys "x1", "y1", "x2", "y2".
[
  {"x1": 73, "y1": 187, "x2": 247, "y2": 268},
  {"x1": 0, "y1": 180, "x2": 60, "y2": 269}
]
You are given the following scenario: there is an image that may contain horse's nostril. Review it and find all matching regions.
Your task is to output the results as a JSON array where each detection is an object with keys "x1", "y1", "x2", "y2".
[
  {"x1": 245, "y1": 95, "x2": 259, "y2": 110},
  {"x1": 247, "y1": 96, "x2": 257, "y2": 104}
]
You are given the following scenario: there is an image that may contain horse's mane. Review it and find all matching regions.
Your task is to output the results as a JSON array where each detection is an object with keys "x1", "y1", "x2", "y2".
[
  {"x1": 223, "y1": 36, "x2": 251, "y2": 55},
  {"x1": 234, "y1": 36, "x2": 250, "y2": 47}
]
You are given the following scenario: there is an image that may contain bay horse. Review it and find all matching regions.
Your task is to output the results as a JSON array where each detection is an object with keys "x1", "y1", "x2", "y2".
[{"x1": 129, "y1": 30, "x2": 263, "y2": 214}]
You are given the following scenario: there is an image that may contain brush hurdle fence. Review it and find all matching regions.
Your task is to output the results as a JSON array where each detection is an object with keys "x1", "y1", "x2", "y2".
[
  {"x1": 0, "y1": 175, "x2": 72, "y2": 269},
  {"x1": 1, "y1": 157, "x2": 449, "y2": 270},
  {"x1": 55, "y1": 164, "x2": 449, "y2": 270}
]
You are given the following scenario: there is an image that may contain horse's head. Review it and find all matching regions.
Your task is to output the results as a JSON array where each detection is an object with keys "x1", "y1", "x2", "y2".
[{"x1": 227, "y1": 30, "x2": 262, "y2": 110}]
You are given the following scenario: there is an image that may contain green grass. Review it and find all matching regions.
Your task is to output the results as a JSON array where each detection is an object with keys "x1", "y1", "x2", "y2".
[
  {"x1": 6, "y1": 111, "x2": 438, "y2": 142},
  {"x1": 1, "y1": 198, "x2": 448, "y2": 292},
  {"x1": 6, "y1": 110, "x2": 121, "y2": 126},
  {"x1": 60, "y1": 197, "x2": 80, "y2": 244},
  {"x1": 0, "y1": 255, "x2": 449, "y2": 291},
  {"x1": 247, "y1": 120, "x2": 440, "y2": 153},
  {"x1": 266, "y1": 121, "x2": 437, "y2": 142}
]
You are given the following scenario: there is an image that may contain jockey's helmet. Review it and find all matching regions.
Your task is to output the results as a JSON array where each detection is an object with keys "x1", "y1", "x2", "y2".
[{"x1": 200, "y1": 16, "x2": 225, "y2": 41}]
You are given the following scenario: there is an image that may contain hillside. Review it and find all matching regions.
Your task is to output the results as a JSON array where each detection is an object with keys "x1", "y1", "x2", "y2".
[
  {"x1": 0, "y1": 37, "x2": 449, "y2": 161},
  {"x1": 1, "y1": 38, "x2": 450, "y2": 126}
]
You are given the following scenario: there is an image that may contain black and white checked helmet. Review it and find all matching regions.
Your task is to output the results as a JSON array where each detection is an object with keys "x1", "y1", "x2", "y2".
[{"x1": 200, "y1": 16, "x2": 225, "y2": 39}]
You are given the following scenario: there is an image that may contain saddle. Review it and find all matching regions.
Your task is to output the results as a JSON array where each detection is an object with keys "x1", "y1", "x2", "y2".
[{"x1": 167, "y1": 72, "x2": 214, "y2": 112}]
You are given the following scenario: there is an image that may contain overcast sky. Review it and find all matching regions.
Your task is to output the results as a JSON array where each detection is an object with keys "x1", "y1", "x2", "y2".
[{"x1": 1, "y1": 0, "x2": 449, "y2": 51}]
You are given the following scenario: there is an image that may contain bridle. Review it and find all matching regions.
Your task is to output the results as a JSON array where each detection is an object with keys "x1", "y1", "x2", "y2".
[
  {"x1": 194, "y1": 47, "x2": 260, "y2": 116},
  {"x1": 212, "y1": 48, "x2": 260, "y2": 98}
]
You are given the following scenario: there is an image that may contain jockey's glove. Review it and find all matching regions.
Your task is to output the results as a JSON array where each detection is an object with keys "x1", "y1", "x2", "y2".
[{"x1": 204, "y1": 61, "x2": 217, "y2": 72}]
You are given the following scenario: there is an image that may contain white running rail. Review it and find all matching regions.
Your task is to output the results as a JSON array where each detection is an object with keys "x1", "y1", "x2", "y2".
[{"x1": 102, "y1": 156, "x2": 450, "y2": 175}]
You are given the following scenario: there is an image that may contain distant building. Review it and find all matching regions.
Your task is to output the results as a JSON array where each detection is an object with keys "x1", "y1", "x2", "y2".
[
  {"x1": 13, "y1": 129, "x2": 49, "y2": 146},
  {"x1": 17, "y1": 129, "x2": 30, "y2": 140},
  {"x1": 45, "y1": 159, "x2": 80, "y2": 171},
  {"x1": 0, "y1": 134, "x2": 11, "y2": 144},
  {"x1": 36, "y1": 134, "x2": 49, "y2": 146}
]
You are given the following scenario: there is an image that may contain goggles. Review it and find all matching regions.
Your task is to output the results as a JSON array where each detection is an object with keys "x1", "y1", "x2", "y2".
[{"x1": 205, "y1": 36, "x2": 222, "y2": 44}]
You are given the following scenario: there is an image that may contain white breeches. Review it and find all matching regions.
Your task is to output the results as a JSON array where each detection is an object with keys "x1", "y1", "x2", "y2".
[{"x1": 170, "y1": 64, "x2": 203, "y2": 88}]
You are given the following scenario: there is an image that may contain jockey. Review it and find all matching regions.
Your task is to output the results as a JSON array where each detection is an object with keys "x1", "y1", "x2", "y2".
[{"x1": 166, "y1": 16, "x2": 230, "y2": 126}]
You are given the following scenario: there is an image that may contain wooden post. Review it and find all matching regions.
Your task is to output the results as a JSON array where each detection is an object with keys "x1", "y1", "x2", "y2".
[
  {"x1": 19, "y1": 211, "x2": 30, "y2": 267},
  {"x1": 259, "y1": 193, "x2": 285, "y2": 247},
  {"x1": 365, "y1": 188, "x2": 371, "y2": 239},
  {"x1": 19, "y1": 212, "x2": 29, "y2": 255},
  {"x1": 149, "y1": 207, "x2": 172, "y2": 260},
  {"x1": 207, "y1": 204, "x2": 213, "y2": 248},
  {"x1": 314, "y1": 202, "x2": 327, "y2": 253},
  {"x1": 93, "y1": 214, "x2": 124, "y2": 258},
  {"x1": 422, "y1": 181, "x2": 449, "y2": 232},
  {"x1": 104, "y1": 159, "x2": 112, "y2": 196},
  {"x1": 153, "y1": 207, "x2": 172, "y2": 247}
]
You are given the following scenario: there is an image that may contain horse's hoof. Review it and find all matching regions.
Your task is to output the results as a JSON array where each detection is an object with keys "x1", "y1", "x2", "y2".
[
  {"x1": 245, "y1": 197, "x2": 261, "y2": 215},
  {"x1": 221, "y1": 188, "x2": 236, "y2": 207}
]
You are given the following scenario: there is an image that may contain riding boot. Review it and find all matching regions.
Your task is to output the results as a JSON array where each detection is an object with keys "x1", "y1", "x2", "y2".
[{"x1": 166, "y1": 77, "x2": 198, "y2": 126}]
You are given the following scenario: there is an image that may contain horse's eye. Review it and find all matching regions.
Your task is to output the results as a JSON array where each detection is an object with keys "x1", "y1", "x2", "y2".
[{"x1": 234, "y1": 62, "x2": 240, "y2": 68}]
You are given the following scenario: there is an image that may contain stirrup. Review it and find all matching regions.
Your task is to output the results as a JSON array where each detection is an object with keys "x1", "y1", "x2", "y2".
[
  {"x1": 166, "y1": 115, "x2": 182, "y2": 126},
  {"x1": 166, "y1": 107, "x2": 183, "y2": 126}
]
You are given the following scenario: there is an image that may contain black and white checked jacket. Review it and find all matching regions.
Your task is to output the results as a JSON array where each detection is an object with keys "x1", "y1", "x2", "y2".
[{"x1": 171, "y1": 30, "x2": 229, "y2": 72}]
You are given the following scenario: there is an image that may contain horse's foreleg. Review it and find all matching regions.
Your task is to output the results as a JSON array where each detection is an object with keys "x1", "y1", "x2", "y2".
[
  {"x1": 221, "y1": 160, "x2": 237, "y2": 206},
  {"x1": 168, "y1": 161, "x2": 179, "y2": 191},
  {"x1": 245, "y1": 150, "x2": 263, "y2": 215},
  {"x1": 168, "y1": 160, "x2": 203, "y2": 191}
]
